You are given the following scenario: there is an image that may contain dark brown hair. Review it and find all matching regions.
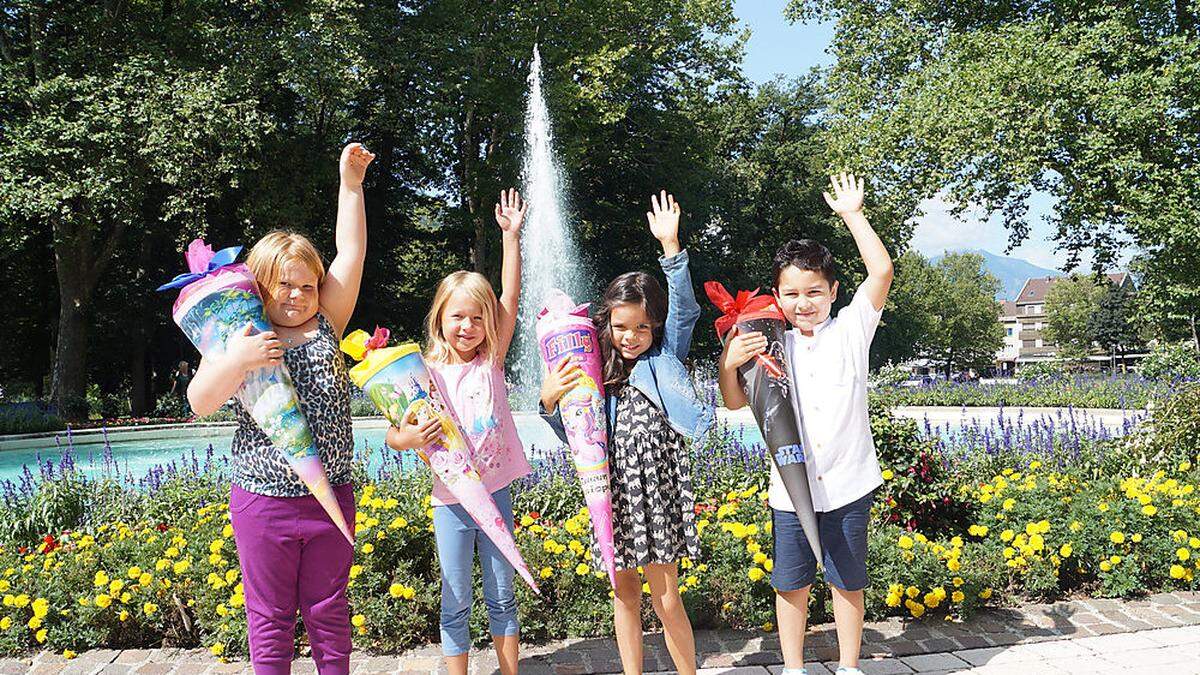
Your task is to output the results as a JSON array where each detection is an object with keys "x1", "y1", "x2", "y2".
[
  {"x1": 593, "y1": 271, "x2": 668, "y2": 388},
  {"x1": 772, "y1": 239, "x2": 837, "y2": 287}
]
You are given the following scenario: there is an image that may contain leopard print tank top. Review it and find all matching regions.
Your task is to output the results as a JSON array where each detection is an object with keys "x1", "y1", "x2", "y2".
[{"x1": 229, "y1": 313, "x2": 354, "y2": 497}]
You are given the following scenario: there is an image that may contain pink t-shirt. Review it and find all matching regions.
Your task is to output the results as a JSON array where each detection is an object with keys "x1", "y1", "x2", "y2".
[{"x1": 427, "y1": 355, "x2": 531, "y2": 506}]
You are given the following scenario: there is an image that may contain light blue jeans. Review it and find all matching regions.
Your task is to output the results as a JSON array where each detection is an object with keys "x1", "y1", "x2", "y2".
[{"x1": 432, "y1": 485, "x2": 519, "y2": 656}]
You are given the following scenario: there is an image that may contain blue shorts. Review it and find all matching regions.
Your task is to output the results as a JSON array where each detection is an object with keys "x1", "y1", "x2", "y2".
[{"x1": 771, "y1": 490, "x2": 873, "y2": 592}]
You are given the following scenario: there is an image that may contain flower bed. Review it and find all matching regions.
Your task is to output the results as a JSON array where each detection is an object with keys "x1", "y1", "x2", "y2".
[
  {"x1": 869, "y1": 374, "x2": 1181, "y2": 410},
  {"x1": 0, "y1": 390, "x2": 1196, "y2": 659}
]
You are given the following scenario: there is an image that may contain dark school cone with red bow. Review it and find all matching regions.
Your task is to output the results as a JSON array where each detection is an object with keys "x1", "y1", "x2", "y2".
[{"x1": 705, "y1": 281, "x2": 823, "y2": 566}]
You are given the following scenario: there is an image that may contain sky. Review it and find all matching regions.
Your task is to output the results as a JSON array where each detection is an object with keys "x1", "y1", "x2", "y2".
[{"x1": 732, "y1": 1, "x2": 1105, "y2": 272}]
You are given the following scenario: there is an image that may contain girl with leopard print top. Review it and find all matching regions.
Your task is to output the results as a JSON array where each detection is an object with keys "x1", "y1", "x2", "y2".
[
  {"x1": 385, "y1": 189, "x2": 530, "y2": 675},
  {"x1": 188, "y1": 143, "x2": 375, "y2": 675}
]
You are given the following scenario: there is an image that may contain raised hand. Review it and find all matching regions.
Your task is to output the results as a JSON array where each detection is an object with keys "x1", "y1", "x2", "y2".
[
  {"x1": 339, "y1": 142, "x2": 376, "y2": 188},
  {"x1": 822, "y1": 171, "x2": 865, "y2": 216},
  {"x1": 646, "y1": 190, "x2": 681, "y2": 245},
  {"x1": 494, "y1": 188, "x2": 528, "y2": 235}
]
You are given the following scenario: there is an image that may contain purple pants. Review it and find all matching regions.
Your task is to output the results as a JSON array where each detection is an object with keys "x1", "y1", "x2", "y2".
[{"x1": 230, "y1": 483, "x2": 356, "y2": 674}]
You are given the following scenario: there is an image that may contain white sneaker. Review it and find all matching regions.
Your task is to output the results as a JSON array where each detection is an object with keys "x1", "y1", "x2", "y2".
[
  {"x1": 835, "y1": 667, "x2": 865, "y2": 675},
  {"x1": 781, "y1": 669, "x2": 808, "y2": 675}
]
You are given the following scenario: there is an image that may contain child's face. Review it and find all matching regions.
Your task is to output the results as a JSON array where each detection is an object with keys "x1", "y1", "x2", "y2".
[
  {"x1": 609, "y1": 302, "x2": 655, "y2": 360},
  {"x1": 774, "y1": 265, "x2": 838, "y2": 335},
  {"x1": 440, "y1": 291, "x2": 485, "y2": 359},
  {"x1": 265, "y1": 259, "x2": 320, "y2": 328}
]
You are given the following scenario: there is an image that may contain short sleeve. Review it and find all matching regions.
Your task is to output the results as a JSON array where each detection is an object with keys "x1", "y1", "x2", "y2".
[{"x1": 842, "y1": 286, "x2": 884, "y2": 351}]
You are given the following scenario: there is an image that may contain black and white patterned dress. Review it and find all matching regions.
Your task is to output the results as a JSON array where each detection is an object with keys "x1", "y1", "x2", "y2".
[
  {"x1": 604, "y1": 385, "x2": 701, "y2": 569},
  {"x1": 229, "y1": 313, "x2": 354, "y2": 497}
]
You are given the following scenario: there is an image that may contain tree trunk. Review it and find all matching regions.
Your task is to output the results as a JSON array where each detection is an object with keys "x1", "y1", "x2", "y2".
[
  {"x1": 50, "y1": 299, "x2": 89, "y2": 419},
  {"x1": 1191, "y1": 312, "x2": 1198, "y2": 352}
]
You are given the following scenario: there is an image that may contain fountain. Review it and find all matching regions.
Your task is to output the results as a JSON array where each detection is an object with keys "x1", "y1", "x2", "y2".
[{"x1": 510, "y1": 45, "x2": 590, "y2": 407}]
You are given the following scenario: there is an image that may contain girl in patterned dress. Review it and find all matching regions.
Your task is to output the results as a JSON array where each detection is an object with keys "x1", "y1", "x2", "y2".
[
  {"x1": 541, "y1": 192, "x2": 715, "y2": 675},
  {"x1": 187, "y1": 143, "x2": 374, "y2": 674},
  {"x1": 386, "y1": 189, "x2": 530, "y2": 675}
]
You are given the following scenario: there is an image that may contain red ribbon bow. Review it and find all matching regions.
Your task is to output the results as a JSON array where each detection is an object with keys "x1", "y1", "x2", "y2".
[
  {"x1": 364, "y1": 326, "x2": 390, "y2": 352},
  {"x1": 703, "y1": 281, "x2": 780, "y2": 338}
]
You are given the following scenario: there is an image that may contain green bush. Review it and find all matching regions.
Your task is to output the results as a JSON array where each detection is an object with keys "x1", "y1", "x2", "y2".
[
  {"x1": 0, "y1": 406, "x2": 66, "y2": 435},
  {"x1": 1139, "y1": 341, "x2": 1200, "y2": 381}
]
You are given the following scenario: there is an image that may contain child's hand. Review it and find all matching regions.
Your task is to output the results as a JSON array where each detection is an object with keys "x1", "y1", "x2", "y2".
[
  {"x1": 540, "y1": 357, "x2": 583, "y2": 413},
  {"x1": 339, "y1": 142, "x2": 376, "y2": 188},
  {"x1": 646, "y1": 190, "x2": 681, "y2": 245},
  {"x1": 822, "y1": 171, "x2": 864, "y2": 215},
  {"x1": 225, "y1": 323, "x2": 284, "y2": 373},
  {"x1": 720, "y1": 326, "x2": 767, "y2": 372},
  {"x1": 387, "y1": 414, "x2": 442, "y2": 451},
  {"x1": 494, "y1": 188, "x2": 528, "y2": 236}
]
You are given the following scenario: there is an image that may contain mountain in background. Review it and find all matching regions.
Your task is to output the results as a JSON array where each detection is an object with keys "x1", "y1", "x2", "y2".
[{"x1": 931, "y1": 249, "x2": 1060, "y2": 301}]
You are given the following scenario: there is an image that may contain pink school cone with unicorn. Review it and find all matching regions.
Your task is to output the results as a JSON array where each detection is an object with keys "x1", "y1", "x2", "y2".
[
  {"x1": 340, "y1": 329, "x2": 539, "y2": 593},
  {"x1": 157, "y1": 239, "x2": 354, "y2": 544},
  {"x1": 536, "y1": 290, "x2": 618, "y2": 587}
]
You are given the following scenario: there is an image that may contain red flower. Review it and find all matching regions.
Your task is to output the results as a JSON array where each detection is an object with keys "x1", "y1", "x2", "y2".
[
  {"x1": 156, "y1": 522, "x2": 170, "y2": 532},
  {"x1": 41, "y1": 534, "x2": 58, "y2": 554},
  {"x1": 529, "y1": 511, "x2": 541, "y2": 520}
]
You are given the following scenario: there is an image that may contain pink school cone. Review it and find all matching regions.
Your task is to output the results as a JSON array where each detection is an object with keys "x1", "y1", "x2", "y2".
[{"x1": 537, "y1": 290, "x2": 618, "y2": 587}]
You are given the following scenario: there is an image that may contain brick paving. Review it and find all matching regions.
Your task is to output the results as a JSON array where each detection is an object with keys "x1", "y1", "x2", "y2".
[{"x1": 2, "y1": 592, "x2": 1198, "y2": 674}]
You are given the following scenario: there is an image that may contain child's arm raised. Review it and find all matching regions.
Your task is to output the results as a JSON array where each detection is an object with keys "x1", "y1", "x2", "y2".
[
  {"x1": 648, "y1": 191, "x2": 701, "y2": 362},
  {"x1": 321, "y1": 143, "x2": 376, "y2": 337},
  {"x1": 823, "y1": 172, "x2": 893, "y2": 311},
  {"x1": 494, "y1": 189, "x2": 528, "y2": 361},
  {"x1": 187, "y1": 324, "x2": 284, "y2": 417}
]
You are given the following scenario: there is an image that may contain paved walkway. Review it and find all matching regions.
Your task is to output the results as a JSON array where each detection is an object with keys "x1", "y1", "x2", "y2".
[{"x1": 5, "y1": 592, "x2": 1198, "y2": 674}]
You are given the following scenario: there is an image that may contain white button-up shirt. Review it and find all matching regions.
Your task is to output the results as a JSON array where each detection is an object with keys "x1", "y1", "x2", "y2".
[{"x1": 768, "y1": 287, "x2": 884, "y2": 513}]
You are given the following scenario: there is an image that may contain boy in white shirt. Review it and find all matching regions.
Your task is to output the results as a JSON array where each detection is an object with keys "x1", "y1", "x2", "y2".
[{"x1": 718, "y1": 173, "x2": 894, "y2": 675}]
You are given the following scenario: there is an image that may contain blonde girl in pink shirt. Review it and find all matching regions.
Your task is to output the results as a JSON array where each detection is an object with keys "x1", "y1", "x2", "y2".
[{"x1": 386, "y1": 189, "x2": 529, "y2": 675}]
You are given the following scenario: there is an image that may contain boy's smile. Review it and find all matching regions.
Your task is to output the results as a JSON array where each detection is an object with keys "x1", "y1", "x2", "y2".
[{"x1": 774, "y1": 265, "x2": 838, "y2": 336}]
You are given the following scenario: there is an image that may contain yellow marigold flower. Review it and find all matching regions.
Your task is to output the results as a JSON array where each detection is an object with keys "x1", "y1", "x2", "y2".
[
  {"x1": 1069, "y1": 521, "x2": 1082, "y2": 532},
  {"x1": 217, "y1": 604, "x2": 229, "y2": 616},
  {"x1": 909, "y1": 602, "x2": 925, "y2": 618},
  {"x1": 222, "y1": 524, "x2": 234, "y2": 538},
  {"x1": 764, "y1": 559, "x2": 774, "y2": 572},
  {"x1": 753, "y1": 552, "x2": 768, "y2": 565},
  {"x1": 349, "y1": 565, "x2": 363, "y2": 579},
  {"x1": 172, "y1": 560, "x2": 190, "y2": 575},
  {"x1": 0, "y1": 617, "x2": 10, "y2": 631},
  {"x1": 63, "y1": 650, "x2": 76, "y2": 659},
  {"x1": 881, "y1": 469, "x2": 894, "y2": 480},
  {"x1": 1132, "y1": 533, "x2": 1143, "y2": 543},
  {"x1": 127, "y1": 566, "x2": 142, "y2": 580},
  {"x1": 1002, "y1": 498, "x2": 1015, "y2": 510},
  {"x1": 389, "y1": 583, "x2": 404, "y2": 598},
  {"x1": 906, "y1": 586, "x2": 920, "y2": 599},
  {"x1": 1178, "y1": 548, "x2": 1192, "y2": 562},
  {"x1": 95, "y1": 594, "x2": 112, "y2": 609},
  {"x1": 27, "y1": 616, "x2": 41, "y2": 630},
  {"x1": 119, "y1": 610, "x2": 129, "y2": 622},
  {"x1": 1000, "y1": 529, "x2": 1014, "y2": 542},
  {"x1": 952, "y1": 590, "x2": 965, "y2": 603},
  {"x1": 575, "y1": 563, "x2": 590, "y2": 576},
  {"x1": 362, "y1": 543, "x2": 375, "y2": 555},
  {"x1": 1143, "y1": 505, "x2": 1158, "y2": 516},
  {"x1": 952, "y1": 577, "x2": 964, "y2": 587},
  {"x1": 31, "y1": 597, "x2": 48, "y2": 618},
  {"x1": 947, "y1": 558, "x2": 961, "y2": 572},
  {"x1": 1171, "y1": 564, "x2": 1187, "y2": 579},
  {"x1": 142, "y1": 601, "x2": 158, "y2": 616},
  {"x1": 1060, "y1": 544, "x2": 1073, "y2": 558},
  {"x1": 747, "y1": 568, "x2": 765, "y2": 582},
  {"x1": 1100, "y1": 561, "x2": 1112, "y2": 572},
  {"x1": 539, "y1": 567, "x2": 553, "y2": 580},
  {"x1": 351, "y1": 614, "x2": 366, "y2": 627},
  {"x1": 885, "y1": 592, "x2": 901, "y2": 607},
  {"x1": 35, "y1": 628, "x2": 46, "y2": 643},
  {"x1": 1110, "y1": 531, "x2": 1125, "y2": 544},
  {"x1": 94, "y1": 571, "x2": 110, "y2": 587},
  {"x1": 210, "y1": 644, "x2": 224, "y2": 656},
  {"x1": 897, "y1": 536, "x2": 914, "y2": 550},
  {"x1": 139, "y1": 573, "x2": 153, "y2": 586}
]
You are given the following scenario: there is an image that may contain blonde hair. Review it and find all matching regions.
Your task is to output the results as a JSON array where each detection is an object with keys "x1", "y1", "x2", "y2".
[
  {"x1": 425, "y1": 271, "x2": 500, "y2": 365},
  {"x1": 245, "y1": 231, "x2": 326, "y2": 302}
]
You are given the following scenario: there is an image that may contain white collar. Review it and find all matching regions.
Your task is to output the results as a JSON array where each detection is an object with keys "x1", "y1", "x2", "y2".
[{"x1": 792, "y1": 315, "x2": 833, "y2": 341}]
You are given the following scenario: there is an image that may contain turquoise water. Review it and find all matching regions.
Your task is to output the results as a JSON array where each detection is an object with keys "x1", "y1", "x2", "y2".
[{"x1": 0, "y1": 415, "x2": 766, "y2": 486}]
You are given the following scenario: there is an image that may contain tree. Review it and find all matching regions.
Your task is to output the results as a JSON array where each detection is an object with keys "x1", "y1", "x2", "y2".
[
  {"x1": 785, "y1": 0, "x2": 1200, "y2": 336},
  {"x1": 917, "y1": 253, "x2": 1005, "y2": 376},
  {"x1": 872, "y1": 250, "x2": 940, "y2": 367},
  {"x1": 1088, "y1": 280, "x2": 1141, "y2": 368},
  {"x1": 1044, "y1": 274, "x2": 1106, "y2": 361}
]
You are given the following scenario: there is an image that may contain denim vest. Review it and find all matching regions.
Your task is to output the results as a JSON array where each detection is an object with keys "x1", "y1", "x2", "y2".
[{"x1": 541, "y1": 249, "x2": 715, "y2": 443}]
